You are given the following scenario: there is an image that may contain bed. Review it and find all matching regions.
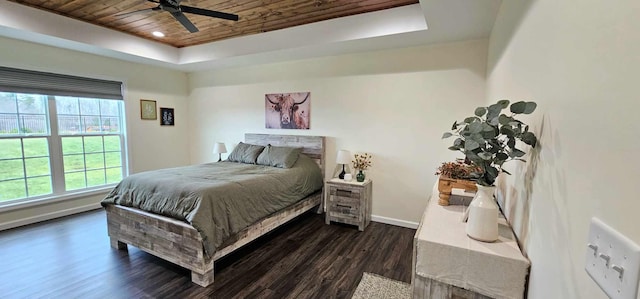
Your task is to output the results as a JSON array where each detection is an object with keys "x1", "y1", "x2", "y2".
[{"x1": 102, "y1": 134, "x2": 325, "y2": 287}]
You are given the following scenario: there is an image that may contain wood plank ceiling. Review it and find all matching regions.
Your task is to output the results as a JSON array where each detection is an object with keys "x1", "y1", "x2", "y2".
[{"x1": 8, "y1": 0, "x2": 419, "y2": 48}]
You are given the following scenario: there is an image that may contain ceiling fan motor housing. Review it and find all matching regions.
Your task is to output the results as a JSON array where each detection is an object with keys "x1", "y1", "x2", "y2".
[{"x1": 160, "y1": 0, "x2": 181, "y2": 12}]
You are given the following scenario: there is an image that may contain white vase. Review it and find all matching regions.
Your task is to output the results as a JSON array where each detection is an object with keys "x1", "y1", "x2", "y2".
[{"x1": 466, "y1": 184, "x2": 499, "y2": 242}]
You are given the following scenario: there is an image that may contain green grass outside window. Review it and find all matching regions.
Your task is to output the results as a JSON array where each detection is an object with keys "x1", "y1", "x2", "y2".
[{"x1": 0, "y1": 136, "x2": 122, "y2": 202}]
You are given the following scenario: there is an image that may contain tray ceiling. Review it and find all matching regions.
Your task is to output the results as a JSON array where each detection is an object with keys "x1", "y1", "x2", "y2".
[{"x1": 8, "y1": 0, "x2": 419, "y2": 48}]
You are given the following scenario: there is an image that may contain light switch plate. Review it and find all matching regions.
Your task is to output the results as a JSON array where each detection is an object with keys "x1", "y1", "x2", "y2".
[{"x1": 585, "y1": 217, "x2": 640, "y2": 299}]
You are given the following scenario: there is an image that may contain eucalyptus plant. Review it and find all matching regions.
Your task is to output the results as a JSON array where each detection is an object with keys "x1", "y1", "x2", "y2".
[{"x1": 442, "y1": 100, "x2": 538, "y2": 186}]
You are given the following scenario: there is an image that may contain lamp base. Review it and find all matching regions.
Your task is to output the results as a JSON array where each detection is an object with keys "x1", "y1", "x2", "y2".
[
  {"x1": 217, "y1": 154, "x2": 222, "y2": 162},
  {"x1": 338, "y1": 165, "x2": 346, "y2": 179}
]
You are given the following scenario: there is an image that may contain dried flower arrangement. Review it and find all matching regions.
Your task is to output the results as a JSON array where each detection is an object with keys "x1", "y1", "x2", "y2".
[
  {"x1": 352, "y1": 153, "x2": 372, "y2": 171},
  {"x1": 436, "y1": 159, "x2": 482, "y2": 180}
]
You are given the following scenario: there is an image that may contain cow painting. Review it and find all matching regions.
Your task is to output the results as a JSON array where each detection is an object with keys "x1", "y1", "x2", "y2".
[{"x1": 265, "y1": 92, "x2": 310, "y2": 129}]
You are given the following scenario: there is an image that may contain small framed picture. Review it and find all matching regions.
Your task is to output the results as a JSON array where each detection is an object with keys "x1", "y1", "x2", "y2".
[
  {"x1": 140, "y1": 99, "x2": 157, "y2": 120},
  {"x1": 160, "y1": 107, "x2": 174, "y2": 126}
]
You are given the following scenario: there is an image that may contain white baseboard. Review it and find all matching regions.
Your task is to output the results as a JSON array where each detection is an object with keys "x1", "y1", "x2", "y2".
[
  {"x1": 372, "y1": 214, "x2": 419, "y2": 229},
  {"x1": 0, "y1": 205, "x2": 419, "y2": 231},
  {"x1": 0, "y1": 203, "x2": 102, "y2": 231}
]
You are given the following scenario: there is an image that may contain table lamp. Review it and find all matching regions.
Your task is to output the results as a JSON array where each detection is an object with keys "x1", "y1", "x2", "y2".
[
  {"x1": 336, "y1": 150, "x2": 352, "y2": 179},
  {"x1": 213, "y1": 142, "x2": 227, "y2": 162}
]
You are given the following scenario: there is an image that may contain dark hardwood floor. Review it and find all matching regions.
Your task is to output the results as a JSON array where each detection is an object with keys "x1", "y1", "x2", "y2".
[{"x1": 0, "y1": 209, "x2": 415, "y2": 298}]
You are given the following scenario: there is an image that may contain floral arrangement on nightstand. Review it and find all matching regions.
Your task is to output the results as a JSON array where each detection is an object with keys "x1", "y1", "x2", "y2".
[{"x1": 352, "y1": 153, "x2": 372, "y2": 182}]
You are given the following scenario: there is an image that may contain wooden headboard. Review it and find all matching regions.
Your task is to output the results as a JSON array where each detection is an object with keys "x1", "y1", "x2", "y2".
[{"x1": 245, "y1": 133, "x2": 325, "y2": 177}]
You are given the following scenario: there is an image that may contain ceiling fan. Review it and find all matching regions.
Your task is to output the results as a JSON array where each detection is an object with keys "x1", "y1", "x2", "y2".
[{"x1": 117, "y1": 0, "x2": 239, "y2": 33}]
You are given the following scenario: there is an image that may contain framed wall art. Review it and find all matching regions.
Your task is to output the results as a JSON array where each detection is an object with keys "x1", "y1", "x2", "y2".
[
  {"x1": 265, "y1": 92, "x2": 310, "y2": 130},
  {"x1": 160, "y1": 107, "x2": 175, "y2": 126},
  {"x1": 140, "y1": 99, "x2": 157, "y2": 120}
]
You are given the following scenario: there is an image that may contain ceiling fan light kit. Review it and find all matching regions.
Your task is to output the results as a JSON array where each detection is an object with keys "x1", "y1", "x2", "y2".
[{"x1": 117, "y1": 0, "x2": 239, "y2": 33}]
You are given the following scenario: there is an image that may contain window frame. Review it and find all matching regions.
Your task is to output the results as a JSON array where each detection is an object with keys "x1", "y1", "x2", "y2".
[{"x1": 0, "y1": 94, "x2": 128, "y2": 208}]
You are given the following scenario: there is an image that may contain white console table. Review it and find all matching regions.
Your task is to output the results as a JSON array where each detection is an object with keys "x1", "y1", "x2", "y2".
[{"x1": 412, "y1": 184, "x2": 530, "y2": 299}]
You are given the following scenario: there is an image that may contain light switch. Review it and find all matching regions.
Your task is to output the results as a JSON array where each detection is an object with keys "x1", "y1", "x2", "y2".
[{"x1": 585, "y1": 217, "x2": 640, "y2": 299}]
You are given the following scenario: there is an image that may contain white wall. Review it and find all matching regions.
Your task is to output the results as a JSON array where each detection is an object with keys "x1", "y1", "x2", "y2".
[
  {"x1": 188, "y1": 39, "x2": 488, "y2": 223},
  {"x1": 0, "y1": 36, "x2": 190, "y2": 228},
  {"x1": 487, "y1": 1, "x2": 640, "y2": 298}
]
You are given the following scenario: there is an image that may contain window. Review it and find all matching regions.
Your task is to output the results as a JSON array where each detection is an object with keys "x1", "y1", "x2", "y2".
[
  {"x1": 0, "y1": 67, "x2": 125, "y2": 205},
  {"x1": 0, "y1": 93, "x2": 51, "y2": 200}
]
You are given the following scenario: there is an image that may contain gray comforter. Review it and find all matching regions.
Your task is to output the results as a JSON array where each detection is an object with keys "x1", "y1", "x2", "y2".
[{"x1": 101, "y1": 155, "x2": 323, "y2": 257}]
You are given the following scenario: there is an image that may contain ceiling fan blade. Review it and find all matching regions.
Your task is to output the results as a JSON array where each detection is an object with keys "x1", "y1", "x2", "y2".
[
  {"x1": 116, "y1": 7, "x2": 160, "y2": 17},
  {"x1": 170, "y1": 11, "x2": 199, "y2": 33},
  {"x1": 180, "y1": 5, "x2": 239, "y2": 21}
]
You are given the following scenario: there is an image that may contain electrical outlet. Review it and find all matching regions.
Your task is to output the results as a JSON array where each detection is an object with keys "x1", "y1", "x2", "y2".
[{"x1": 585, "y1": 217, "x2": 640, "y2": 299}]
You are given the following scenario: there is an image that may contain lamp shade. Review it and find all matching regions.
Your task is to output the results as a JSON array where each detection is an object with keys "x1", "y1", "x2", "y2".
[
  {"x1": 336, "y1": 150, "x2": 352, "y2": 164},
  {"x1": 212, "y1": 142, "x2": 227, "y2": 154}
]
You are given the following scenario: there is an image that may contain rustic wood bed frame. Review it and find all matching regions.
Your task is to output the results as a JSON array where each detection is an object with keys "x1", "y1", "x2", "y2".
[{"x1": 105, "y1": 134, "x2": 325, "y2": 287}]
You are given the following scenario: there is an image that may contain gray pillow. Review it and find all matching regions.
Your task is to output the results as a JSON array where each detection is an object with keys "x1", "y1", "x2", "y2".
[
  {"x1": 256, "y1": 145, "x2": 302, "y2": 168},
  {"x1": 227, "y1": 142, "x2": 265, "y2": 164}
]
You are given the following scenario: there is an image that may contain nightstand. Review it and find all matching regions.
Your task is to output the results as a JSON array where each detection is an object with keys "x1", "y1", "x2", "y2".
[{"x1": 325, "y1": 178, "x2": 372, "y2": 231}]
